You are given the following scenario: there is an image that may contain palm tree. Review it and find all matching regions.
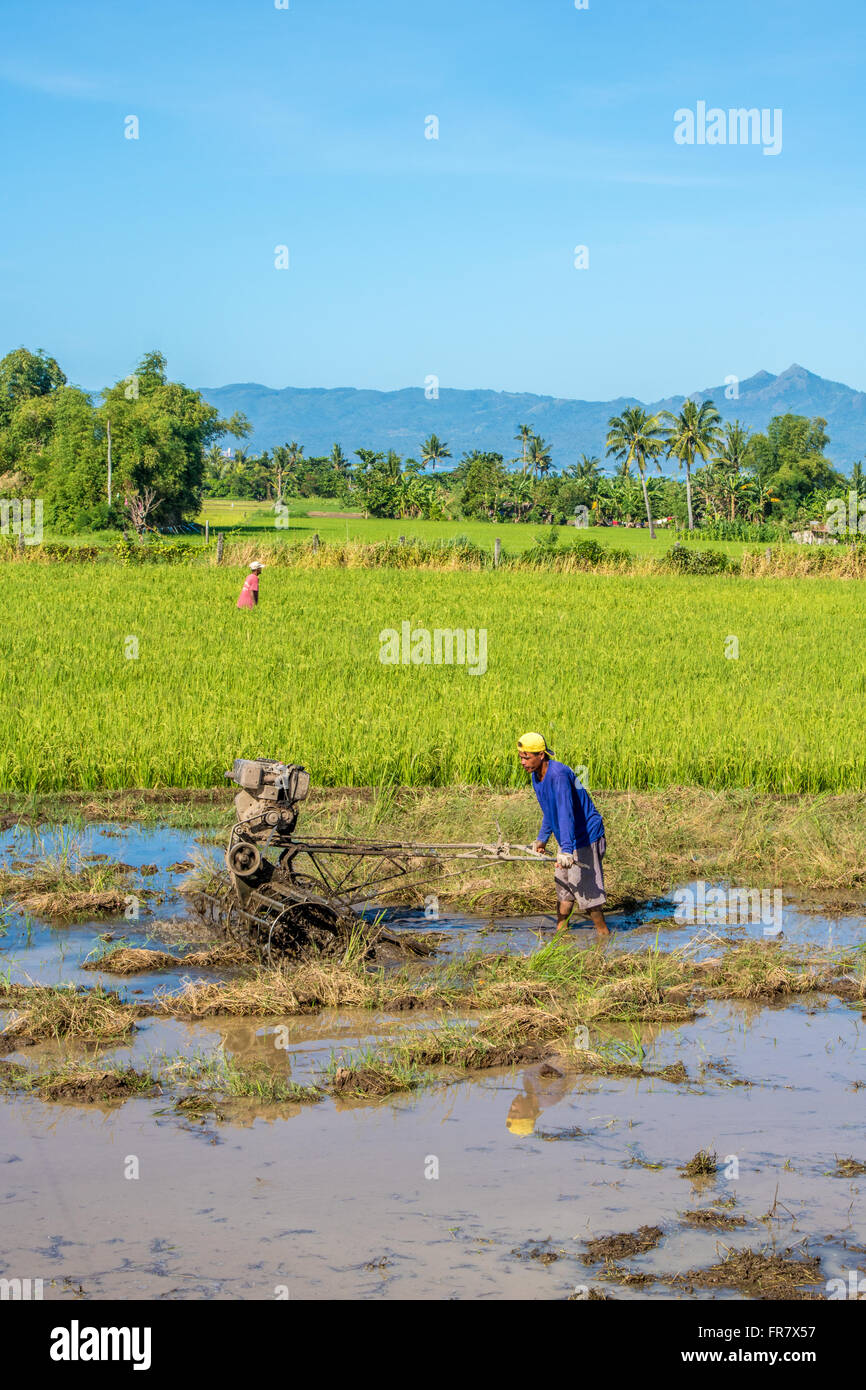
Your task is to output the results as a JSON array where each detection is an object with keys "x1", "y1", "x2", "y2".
[
  {"x1": 744, "y1": 478, "x2": 780, "y2": 523},
  {"x1": 720, "y1": 470, "x2": 750, "y2": 523},
  {"x1": 565, "y1": 453, "x2": 602, "y2": 483},
  {"x1": 527, "y1": 434, "x2": 552, "y2": 481},
  {"x1": 420, "y1": 433, "x2": 451, "y2": 473},
  {"x1": 272, "y1": 445, "x2": 290, "y2": 504},
  {"x1": 714, "y1": 421, "x2": 750, "y2": 475},
  {"x1": 514, "y1": 424, "x2": 533, "y2": 476},
  {"x1": 329, "y1": 443, "x2": 348, "y2": 475},
  {"x1": 510, "y1": 474, "x2": 534, "y2": 522},
  {"x1": 661, "y1": 399, "x2": 723, "y2": 531},
  {"x1": 605, "y1": 408, "x2": 666, "y2": 537}
]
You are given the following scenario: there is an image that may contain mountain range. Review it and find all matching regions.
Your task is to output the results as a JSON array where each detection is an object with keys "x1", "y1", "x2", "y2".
[{"x1": 198, "y1": 364, "x2": 866, "y2": 470}]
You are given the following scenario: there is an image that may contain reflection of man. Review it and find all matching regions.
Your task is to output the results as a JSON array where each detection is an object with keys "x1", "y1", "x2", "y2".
[
  {"x1": 506, "y1": 1063, "x2": 571, "y2": 1136},
  {"x1": 517, "y1": 731, "x2": 610, "y2": 938}
]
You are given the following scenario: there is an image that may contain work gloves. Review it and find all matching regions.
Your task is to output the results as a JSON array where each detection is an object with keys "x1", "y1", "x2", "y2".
[{"x1": 556, "y1": 851, "x2": 575, "y2": 869}]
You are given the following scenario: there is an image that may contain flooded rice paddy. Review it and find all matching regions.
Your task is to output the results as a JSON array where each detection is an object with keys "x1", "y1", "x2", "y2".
[{"x1": 1, "y1": 822, "x2": 865, "y2": 1301}]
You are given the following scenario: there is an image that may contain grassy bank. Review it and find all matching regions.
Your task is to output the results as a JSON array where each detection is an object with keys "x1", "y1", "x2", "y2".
[{"x1": 3, "y1": 785, "x2": 865, "y2": 906}]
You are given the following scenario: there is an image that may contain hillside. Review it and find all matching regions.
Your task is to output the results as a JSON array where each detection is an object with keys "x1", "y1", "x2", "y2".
[{"x1": 197, "y1": 365, "x2": 866, "y2": 468}]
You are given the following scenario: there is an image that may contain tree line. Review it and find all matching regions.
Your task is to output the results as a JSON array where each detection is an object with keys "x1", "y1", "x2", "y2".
[{"x1": 0, "y1": 346, "x2": 860, "y2": 535}]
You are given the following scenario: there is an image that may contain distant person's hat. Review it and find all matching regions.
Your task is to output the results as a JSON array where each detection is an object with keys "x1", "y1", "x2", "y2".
[
  {"x1": 517, "y1": 732, "x2": 552, "y2": 754},
  {"x1": 249, "y1": 561, "x2": 264, "y2": 571}
]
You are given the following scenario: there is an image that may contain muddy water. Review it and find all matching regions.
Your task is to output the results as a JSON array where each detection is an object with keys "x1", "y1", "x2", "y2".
[{"x1": 1, "y1": 823, "x2": 865, "y2": 1300}]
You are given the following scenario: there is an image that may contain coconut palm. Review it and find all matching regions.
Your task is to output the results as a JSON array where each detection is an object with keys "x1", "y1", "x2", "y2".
[
  {"x1": 565, "y1": 453, "x2": 602, "y2": 483},
  {"x1": 527, "y1": 434, "x2": 552, "y2": 481},
  {"x1": 420, "y1": 433, "x2": 451, "y2": 473},
  {"x1": 514, "y1": 424, "x2": 533, "y2": 476},
  {"x1": 714, "y1": 421, "x2": 750, "y2": 475},
  {"x1": 661, "y1": 399, "x2": 723, "y2": 531},
  {"x1": 605, "y1": 408, "x2": 666, "y2": 537},
  {"x1": 329, "y1": 443, "x2": 348, "y2": 475}
]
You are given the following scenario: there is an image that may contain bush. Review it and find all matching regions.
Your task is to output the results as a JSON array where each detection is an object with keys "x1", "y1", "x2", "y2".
[
  {"x1": 72, "y1": 502, "x2": 123, "y2": 534},
  {"x1": 664, "y1": 544, "x2": 733, "y2": 575},
  {"x1": 112, "y1": 537, "x2": 198, "y2": 565}
]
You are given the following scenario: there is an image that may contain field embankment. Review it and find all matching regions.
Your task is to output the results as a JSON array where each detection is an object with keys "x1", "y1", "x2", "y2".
[{"x1": 3, "y1": 785, "x2": 864, "y2": 906}]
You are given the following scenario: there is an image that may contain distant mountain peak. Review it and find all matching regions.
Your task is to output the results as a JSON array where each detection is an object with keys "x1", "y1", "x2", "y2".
[{"x1": 198, "y1": 365, "x2": 865, "y2": 467}]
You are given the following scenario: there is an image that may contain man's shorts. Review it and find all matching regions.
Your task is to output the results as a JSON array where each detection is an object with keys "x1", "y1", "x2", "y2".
[{"x1": 554, "y1": 837, "x2": 606, "y2": 910}]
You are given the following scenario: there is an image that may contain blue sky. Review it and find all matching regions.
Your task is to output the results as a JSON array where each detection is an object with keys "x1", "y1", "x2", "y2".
[{"x1": 1, "y1": 0, "x2": 864, "y2": 400}]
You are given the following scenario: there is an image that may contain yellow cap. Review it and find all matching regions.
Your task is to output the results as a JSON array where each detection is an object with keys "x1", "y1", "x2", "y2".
[
  {"x1": 506, "y1": 1115, "x2": 536, "y2": 1136},
  {"x1": 517, "y1": 732, "x2": 548, "y2": 753}
]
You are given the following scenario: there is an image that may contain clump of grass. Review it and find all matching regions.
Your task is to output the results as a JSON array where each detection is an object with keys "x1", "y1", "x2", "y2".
[
  {"x1": 681, "y1": 1149, "x2": 718, "y2": 1177},
  {"x1": 154, "y1": 958, "x2": 379, "y2": 1018},
  {"x1": 698, "y1": 940, "x2": 826, "y2": 1000},
  {"x1": 328, "y1": 1048, "x2": 428, "y2": 1098},
  {"x1": 0, "y1": 980, "x2": 141, "y2": 1045},
  {"x1": 0, "y1": 1062, "x2": 158, "y2": 1103},
  {"x1": 0, "y1": 830, "x2": 137, "y2": 917},
  {"x1": 84, "y1": 942, "x2": 249, "y2": 975},
  {"x1": 164, "y1": 1051, "x2": 324, "y2": 1107},
  {"x1": 833, "y1": 1157, "x2": 866, "y2": 1177},
  {"x1": 681, "y1": 1210, "x2": 748, "y2": 1229},
  {"x1": 582, "y1": 1226, "x2": 664, "y2": 1264},
  {"x1": 324, "y1": 1006, "x2": 569, "y2": 1099},
  {"x1": 668, "y1": 1246, "x2": 823, "y2": 1297}
]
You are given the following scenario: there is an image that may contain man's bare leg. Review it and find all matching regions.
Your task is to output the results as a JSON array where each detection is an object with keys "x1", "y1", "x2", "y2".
[
  {"x1": 588, "y1": 907, "x2": 610, "y2": 939},
  {"x1": 555, "y1": 900, "x2": 573, "y2": 932}
]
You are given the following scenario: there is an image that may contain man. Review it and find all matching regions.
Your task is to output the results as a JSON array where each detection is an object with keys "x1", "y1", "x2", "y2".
[{"x1": 517, "y1": 731, "x2": 610, "y2": 938}]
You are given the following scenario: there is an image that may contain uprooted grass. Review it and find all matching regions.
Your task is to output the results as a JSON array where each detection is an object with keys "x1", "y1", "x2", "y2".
[
  {"x1": 582, "y1": 1226, "x2": 664, "y2": 1263},
  {"x1": 667, "y1": 1245, "x2": 824, "y2": 1299},
  {"x1": 83, "y1": 942, "x2": 250, "y2": 975},
  {"x1": 148, "y1": 933, "x2": 842, "y2": 1041},
  {"x1": 0, "y1": 979, "x2": 142, "y2": 1045},
  {"x1": 681, "y1": 1209, "x2": 749, "y2": 1229},
  {"x1": 832, "y1": 1157, "x2": 866, "y2": 1178},
  {"x1": 0, "y1": 832, "x2": 139, "y2": 917}
]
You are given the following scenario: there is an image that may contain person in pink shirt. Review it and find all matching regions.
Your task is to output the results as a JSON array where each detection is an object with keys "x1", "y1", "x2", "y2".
[{"x1": 237, "y1": 560, "x2": 264, "y2": 608}]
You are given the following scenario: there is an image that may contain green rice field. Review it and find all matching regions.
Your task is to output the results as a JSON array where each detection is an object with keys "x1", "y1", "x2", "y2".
[
  {"x1": 4, "y1": 566, "x2": 863, "y2": 792},
  {"x1": 195, "y1": 499, "x2": 753, "y2": 558}
]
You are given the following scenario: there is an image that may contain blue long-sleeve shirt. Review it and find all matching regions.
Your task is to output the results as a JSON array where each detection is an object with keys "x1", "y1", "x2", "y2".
[{"x1": 532, "y1": 759, "x2": 604, "y2": 853}]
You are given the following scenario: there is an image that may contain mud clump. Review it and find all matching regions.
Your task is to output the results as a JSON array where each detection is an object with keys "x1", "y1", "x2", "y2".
[
  {"x1": 512, "y1": 1245, "x2": 562, "y2": 1265},
  {"x1": 600, "y1": 1263, "x2": 655, "y2": 1286},
  {"x1": 36, "y1": 1067, "x2": 158, "y2": 1103},
  {"x1": 682, "y1": 1209, "x2": 748, "y2": 1230},
  {"x1": 652, "y1": 1061, "x2": 689, "y2": 1084},
  {"x1": 668, "y1": 1246, "x2": 823, "y2": 1299},
  {"x1": 0, "y1": 1062, "x2": 157, "y2": 1104},
  {"x1": 582, "y1": 1226, "x2": 663, "y2": 1264}
]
